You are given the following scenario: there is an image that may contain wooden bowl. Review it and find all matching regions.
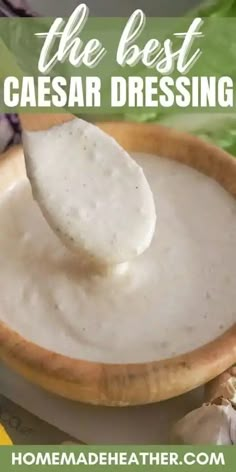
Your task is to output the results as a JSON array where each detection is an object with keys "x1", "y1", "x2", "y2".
[{"x1": 0, "y1": 122, "x2": 235, "y2": 407}]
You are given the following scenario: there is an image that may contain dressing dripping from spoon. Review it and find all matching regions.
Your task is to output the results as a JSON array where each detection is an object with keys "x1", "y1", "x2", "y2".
[{"x1": 20, "y1": 114, "x2": 156, "y2": 273}]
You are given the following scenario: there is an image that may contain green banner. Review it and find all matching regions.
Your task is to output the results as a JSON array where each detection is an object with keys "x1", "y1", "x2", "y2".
[
  {"x1": 0, "y1": 9, "x2": 236, "y2": 115},
  {"x1": 0, "y1": 446, "x2": 235, "y2": 471}
]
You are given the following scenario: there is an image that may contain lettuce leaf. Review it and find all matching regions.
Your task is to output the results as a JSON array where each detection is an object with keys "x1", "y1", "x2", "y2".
[
  {"x1": 189, "y1": 0, "x2": 236, "y2": 17},
  {"x1": 160, "y1": 113, "x2": 236, "y2": 156},
  {"x1": 124, "y1": 0, "x2": 236, "y2": 156},
  {"x1": 171, "y1": 0, "x2": 236, "y2": 155}
]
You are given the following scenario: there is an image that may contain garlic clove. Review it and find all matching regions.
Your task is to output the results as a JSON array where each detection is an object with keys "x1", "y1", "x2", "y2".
[
  {"x1": 205, "y1": 367, "x2": 236, "y2": 407},
  {"x1": 229, "y1": 410, "x2": 236, "y2": 444},
  {"x1": 171, "y1": 404, "x2": 236, "y2": 445}
]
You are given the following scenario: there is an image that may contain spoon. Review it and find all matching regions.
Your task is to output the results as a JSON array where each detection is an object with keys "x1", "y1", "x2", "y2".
[{"x1": 20, "y1": 113, "x2": 156, "y2": 269}]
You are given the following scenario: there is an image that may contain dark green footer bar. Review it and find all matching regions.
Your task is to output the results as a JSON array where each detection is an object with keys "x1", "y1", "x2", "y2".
[{"x1": 0, "y1": 446, "x2": 235, "y2": 471}]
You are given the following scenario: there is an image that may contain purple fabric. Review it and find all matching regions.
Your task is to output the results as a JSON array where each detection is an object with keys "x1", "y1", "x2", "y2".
[
  {"x1": 0, "y1": 0, "x2": 33, "y2": 17},
  {"x1": 0, "y1": 114, "x2": 22, "y2": 153},
  {"x1": 0, "y1": 1, "x2": 34, "y2": 153}
]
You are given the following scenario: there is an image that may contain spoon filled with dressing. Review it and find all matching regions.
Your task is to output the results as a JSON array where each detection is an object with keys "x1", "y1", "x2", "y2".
[{"x1": 20, "y1": 114, "x2": 156, "y2": 272}]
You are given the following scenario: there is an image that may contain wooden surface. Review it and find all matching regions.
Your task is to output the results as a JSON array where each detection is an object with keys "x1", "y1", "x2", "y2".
[
  {"x1": 20, "y1": 114, "x2": 75, "y2": 132},
  {"x1": 0, "y1": 122, "x2": 235, "y2": 406}
]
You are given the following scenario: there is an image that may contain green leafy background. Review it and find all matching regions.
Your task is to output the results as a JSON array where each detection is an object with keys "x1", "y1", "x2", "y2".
[{"x1": 129, "y1": 0, "x2": 236, "y2": 157}]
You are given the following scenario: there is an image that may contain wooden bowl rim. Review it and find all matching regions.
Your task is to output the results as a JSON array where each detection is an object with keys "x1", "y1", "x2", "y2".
[{"x1": 0, "y1": 121, "x2": 235, "y2": 407}]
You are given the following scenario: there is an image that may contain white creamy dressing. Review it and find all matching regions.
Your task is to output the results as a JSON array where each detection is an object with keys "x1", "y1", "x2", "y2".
[
  {"x1": 0, "y1": 153, "x2": 236, "y2": 363},
  {"x1": 23, "y1": 119, "x2": 156, "y2": 268}
]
